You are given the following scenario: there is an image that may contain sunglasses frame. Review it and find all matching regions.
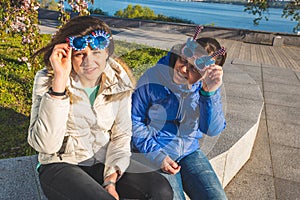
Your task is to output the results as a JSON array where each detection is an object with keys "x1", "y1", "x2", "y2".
[
  {"x1": 181, "y1": 39, "x2": 226, "y2": 70},
  {"x1": 67, "y1": 30, "x2": 111, "y2": 51}
]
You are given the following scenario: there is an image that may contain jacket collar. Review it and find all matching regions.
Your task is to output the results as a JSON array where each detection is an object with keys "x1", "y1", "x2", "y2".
[{"x1": 69, "y1": 58, "x2": 133, "y2": 95}]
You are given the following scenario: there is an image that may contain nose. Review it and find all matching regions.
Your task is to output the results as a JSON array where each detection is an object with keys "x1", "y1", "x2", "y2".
[
  {"x1": 81, "y1": 47, "x2": 93, "y2": 66},
  {"x1": 181, "y1": 61, "x2": 193, "y2": 74}
]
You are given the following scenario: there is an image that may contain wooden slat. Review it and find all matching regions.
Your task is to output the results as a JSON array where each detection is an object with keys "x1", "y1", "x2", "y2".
[
  {"x1": 250, "y1": 43, "x2": 258, "y2": 63},
  {"x1": 284, "y1": 46, "x2": 300, "y2": 61},
  {"x1": 206, "y1": 38, "x2": 299, "y2": 71},
  {"x1": 243, "y1": 43, "x2": 251, "y2": 61},
  {"x1": 265, "y1": 46, "x2": 280, "y2": 66},
  {"x1": 269, "y1": 47, "x2": 286, "y2": 69},
  {"x1": 256, "y1": 45, "x2": 265, "y2": 65},
  {"x1": 275, "y1": 47, "x2": 299, "y2": 71},
  {"x1": 220, "y1": 39, "x2": 234, "y2": 59},
  {"x1": 239, "y1": 42, "x2": 246, "y2": 61},
  {"x1": 230, "y1": 40, "x2": 241, "y2": 60},
  {"x1": 260, "y1": 45, "x2": 272, "y2": 65}
]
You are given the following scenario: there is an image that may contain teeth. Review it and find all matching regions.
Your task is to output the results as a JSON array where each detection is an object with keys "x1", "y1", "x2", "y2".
[{"x1": 83, "y1": 67, "x2": 95, "y2": 71}]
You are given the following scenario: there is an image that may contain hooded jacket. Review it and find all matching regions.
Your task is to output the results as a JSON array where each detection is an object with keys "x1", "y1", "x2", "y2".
[
  {"x1": 131, "y1": 52, "x2": 226, "y2": 166},
  {"x1": 28, "y1": 58, "x2": 133, "y2": 178}
]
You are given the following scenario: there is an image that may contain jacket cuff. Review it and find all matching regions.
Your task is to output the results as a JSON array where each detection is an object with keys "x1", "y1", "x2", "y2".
[{"x1": 104, "y1": 166, "x2": 122, "y2": 181}]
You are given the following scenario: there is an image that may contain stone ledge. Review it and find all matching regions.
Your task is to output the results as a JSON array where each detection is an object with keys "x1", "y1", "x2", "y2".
[
  {"x1": 0, "y1": 60, "x2": 263, "y2": 199},
  {"x1": 202, "y1": 61, "x2": 264, "y2": 187}
]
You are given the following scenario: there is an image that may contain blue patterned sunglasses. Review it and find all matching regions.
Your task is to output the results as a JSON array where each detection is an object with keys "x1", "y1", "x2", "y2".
[
  {"x1": 181, "y1": 25, "x2": 226, "y2": 70},
  {"x1": 66, "y1": 30, "x2": 111, "y2": 51},
  {"x1": 182, "y1": 40, "x2": 226, "y2": 70}
]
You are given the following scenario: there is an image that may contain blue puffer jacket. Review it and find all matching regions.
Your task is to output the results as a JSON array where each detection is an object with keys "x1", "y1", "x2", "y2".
[{"x1": 131, "y1": 52, "x2": 226, "y2": 166}]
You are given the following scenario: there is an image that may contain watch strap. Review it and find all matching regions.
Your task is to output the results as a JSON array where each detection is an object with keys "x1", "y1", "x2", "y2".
[
  {"x1": 102, "y1": 181, "x2": 116, "y2": 188},
  {"x1": 48, "y1": 87, "x2": 66, "y2": 96}
]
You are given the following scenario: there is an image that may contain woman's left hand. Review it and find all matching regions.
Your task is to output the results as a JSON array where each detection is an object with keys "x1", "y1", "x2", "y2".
[
  {"x1": 105, "y1": 185, "x2": 119, "y2": 200},
  {"x1": 104, "y1": 172, "x2": 119, "y2": 200},
  {"x1": 202, "y1": 64, "x2": 223, "y2": 92}
]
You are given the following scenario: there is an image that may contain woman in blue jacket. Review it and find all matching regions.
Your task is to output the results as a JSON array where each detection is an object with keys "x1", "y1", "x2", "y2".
[{"x1": 131, "y1": 36, "x2": 228, "y2": 200}]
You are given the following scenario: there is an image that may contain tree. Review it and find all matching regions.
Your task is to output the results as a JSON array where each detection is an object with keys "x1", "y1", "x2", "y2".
[
  {"x1": 0, "y1": 0, "x2": 94, "y2": 71},
  {"x1": 39, "y1": 0, "x2": 58, "y2": 11},
  {"x1": 115, "y1": 4, "x2": 156, "y2": 20},
  {"x1": 114, "y1": 4, "x2": 193, "y2": 23},
  {"x1": 245, "y1": 0, "x2": 300, "y2": 33},
  {"x1": 282, "y1": 0, "x2": 300, "y2": 32},
  {"x1": 1, "y1": 0, "x2": 42, "y2": 71}
]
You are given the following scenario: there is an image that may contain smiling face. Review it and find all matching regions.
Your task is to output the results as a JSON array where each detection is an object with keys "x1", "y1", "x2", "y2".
[
  {"x1": 173, "y1": 56, "x2": 204, "y2": 85},
  {"x1": 72, "y1": 46, "x2": 109, "y2": 87}
]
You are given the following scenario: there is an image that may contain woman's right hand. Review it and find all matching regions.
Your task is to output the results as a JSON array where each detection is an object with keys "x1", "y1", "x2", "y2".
[
  {"x1": 161, "y1": 156, "x2": 181, "y2": 175},
  {"x1": 49, "y1": 43, "x2": 72, "y2": 93}
]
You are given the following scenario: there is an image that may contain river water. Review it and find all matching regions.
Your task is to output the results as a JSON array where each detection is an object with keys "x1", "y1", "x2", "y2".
[{"x1": 89, "y1": 0, "x2": 298, "y2": 34}]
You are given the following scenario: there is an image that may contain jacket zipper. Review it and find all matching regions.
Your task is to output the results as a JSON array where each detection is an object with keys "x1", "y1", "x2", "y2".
[{"x1": 175, "y1": 93, "x2": 188, "y2": 157}]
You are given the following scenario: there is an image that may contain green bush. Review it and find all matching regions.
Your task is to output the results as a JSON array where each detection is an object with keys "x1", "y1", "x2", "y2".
[
  {"x1": 115, "y1": 4, "x2": 194, "y2": 24},
  {"x1": 0, "y1": 35, "x2": 167, "y2": 159}
]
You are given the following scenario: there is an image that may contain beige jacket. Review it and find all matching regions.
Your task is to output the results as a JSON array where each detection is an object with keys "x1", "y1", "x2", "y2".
[{"x1": 28, "y1": 58, "x2": 133, "y2": 178}]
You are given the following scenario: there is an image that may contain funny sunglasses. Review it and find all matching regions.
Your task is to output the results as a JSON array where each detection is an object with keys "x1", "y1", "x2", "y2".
[
  {"x1": 66, "y1": 30, "x2": 111, "y2": 51},
  {"x1": 181, "y1": 25, "x2": 226, "y2": 70}
]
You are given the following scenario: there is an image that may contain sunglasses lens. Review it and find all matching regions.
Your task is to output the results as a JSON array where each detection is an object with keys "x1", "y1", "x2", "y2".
[
  {"x1": 183, "y1": 47, "x2": 193, "y2": 58},
  {"x1": 93, "y1": 36, "x2": 109, "y2": 50},
  {"x1": 195, "y1": 57, "x2": 215, "y2": 70},
  {"x1": 72, "y1": 37, "x2": 87, "y2": 50},
  {"x1": 195, "y1": 57, "x2": 206, "y2": 70}
]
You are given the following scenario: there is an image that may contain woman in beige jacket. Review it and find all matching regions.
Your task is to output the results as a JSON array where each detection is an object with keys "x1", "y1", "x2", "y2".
[{"x1": 28, "y1": 16, "x2": 172, "y2": 200}]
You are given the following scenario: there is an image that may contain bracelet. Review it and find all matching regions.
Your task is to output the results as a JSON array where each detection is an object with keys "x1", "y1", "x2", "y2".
[
  {"x1": 200, "y1": 88, "x2": 216, "y2": 97},
  {"x1": 102, "y1": 181, "x2": 116, "y2": 188},
  {"x1": 48, "y1": 87, "x2": 66, "y2": 96}
]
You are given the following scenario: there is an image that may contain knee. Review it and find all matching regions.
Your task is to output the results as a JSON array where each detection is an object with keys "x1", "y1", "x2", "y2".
[{"x1": 151, "y1": 176, "x2": 174, "y2": 200}]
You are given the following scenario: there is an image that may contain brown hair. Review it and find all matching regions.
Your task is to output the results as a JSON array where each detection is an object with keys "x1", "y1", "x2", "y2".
[
  {"x1": 33, "y1": 16, "x2": 114, "y2": 71},
  {"x1": 196, "y1": 37, "x2": 227, "y2": 67}
]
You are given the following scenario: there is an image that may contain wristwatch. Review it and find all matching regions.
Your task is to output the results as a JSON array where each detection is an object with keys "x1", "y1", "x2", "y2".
[
  {"x1": 102, "y1": 181, "x2": 116, "y2": 188},
  {"x1": 48, "y1": 87, "x2": 66, "y2": 96}
]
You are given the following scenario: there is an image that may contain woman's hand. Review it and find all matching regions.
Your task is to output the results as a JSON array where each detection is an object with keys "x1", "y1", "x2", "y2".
[
  {"x1": 161, "y1": 156, "x2": 181, "y2": 175},
  {"x1": 49, "y1": 43, "x2": 72, "y2": 93},
  {"x1": 103, "y1": 172, "x2": 119, "y2": 200},
  {"x1": 202, "y1": 64, "x2": 223, "y2": 92},
  {"x1": 105, "y1": 185, "x2": 119, "y2": 200}
]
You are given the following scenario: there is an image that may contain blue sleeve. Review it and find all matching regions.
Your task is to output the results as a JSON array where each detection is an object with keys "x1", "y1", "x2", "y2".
[
  {"x1": 199, "y1": 88, "x2": 226, "y2": 136},
  {"x1": 131, "y1": 78, "x2": 167, "y2": 166}
]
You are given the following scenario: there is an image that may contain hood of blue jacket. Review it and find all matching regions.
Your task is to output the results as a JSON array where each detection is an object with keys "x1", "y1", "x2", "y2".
[{"x1": 141, "y1": 52, "x2": 202, "y2": 95}]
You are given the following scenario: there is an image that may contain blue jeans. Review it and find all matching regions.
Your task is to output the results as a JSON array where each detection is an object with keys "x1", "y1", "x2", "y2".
[{"x1": 161, "y1": 149, "x2": 227, "y2": 200}]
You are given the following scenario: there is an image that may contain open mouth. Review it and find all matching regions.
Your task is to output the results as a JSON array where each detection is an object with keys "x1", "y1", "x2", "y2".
[{"x1": 82, "y1": 67, "x2": 97, "y2": 73}]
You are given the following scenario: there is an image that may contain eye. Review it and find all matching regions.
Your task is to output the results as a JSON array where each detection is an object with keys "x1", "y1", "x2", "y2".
[
  {"x1": 179, "y1": 57, "x2": 188, "y2": 65},
  {"x1": 73, "y1": 52, "x2": 85, "y2": 58},
  {"x1": 92, "y1": 50, "x2": 102, "y2": 55}
]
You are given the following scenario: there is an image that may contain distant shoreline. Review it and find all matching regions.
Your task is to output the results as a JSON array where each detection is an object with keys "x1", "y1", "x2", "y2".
[{"x1": 190, "y1": 0, "x2": 287, "y2": 8}]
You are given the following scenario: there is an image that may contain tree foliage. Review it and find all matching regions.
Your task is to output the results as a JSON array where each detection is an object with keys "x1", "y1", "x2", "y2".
[
  {"x1": 114, "y1": 4, "x2": 193, "y2": 24},
  {"x1": 245, "y1": 0, "x2": 300, "y2": 33},
  {"x1": 282, "y1": 0, "x2": 300, "y2": 33},
  {"x1": 115, "y1": 4, "x2": 156, "y2": 20},
  {"x1": 1, "y1": 0, "x2": 42, "y2": 72},
  {"x1": 39, "y1": 0, "x2": 58, "y2": 10}
]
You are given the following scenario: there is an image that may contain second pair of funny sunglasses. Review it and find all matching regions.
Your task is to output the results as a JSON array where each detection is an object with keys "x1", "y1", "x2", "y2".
[
  {"x1": 66, "y1": 30, "x2": 111, "y2": 51},
  {"x1": 181, "y1": 25, "x2": 226, "y2": 70}
]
